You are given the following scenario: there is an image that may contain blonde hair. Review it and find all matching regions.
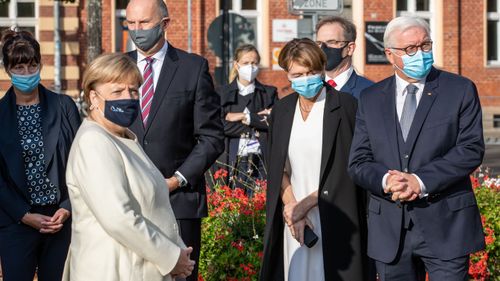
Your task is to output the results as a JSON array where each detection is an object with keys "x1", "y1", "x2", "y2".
[
  {"x1": 228, "y1": 44, "x2": 261, "y2": 83},
  {"x1": 278, "y1": 38, "x2": 326, "y2": 72},
  {"x1": 82, "y1": 53, "x2": 142, "y2": 112}
]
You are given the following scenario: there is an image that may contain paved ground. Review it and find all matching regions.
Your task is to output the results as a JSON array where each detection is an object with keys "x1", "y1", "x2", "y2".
[{"x1": 484, "y1": 144, "x2": 500, "y2": 176}]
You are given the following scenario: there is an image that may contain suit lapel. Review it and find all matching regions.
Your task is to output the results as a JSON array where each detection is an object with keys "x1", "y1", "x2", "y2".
[
  {"x1": 319, "y1": 87, "x2": 341, "y2": 187},
  {"x1": 404, "y1": 68, "x2": 440, "y2": 150},
  {"x1": 39, "y1": 87, "x2": 61, "y2": 170},
  {"x1": 144, "y1": 44, "x2": 179, "y2": 134},
  {"x1": 0, "y1": 90, "x2": 28, "y2": 192},
  {"x1": 381, "y1": 77, "x2": 401, "y2": 166},
  {"x1": 275, "y1": 94, "x2": 298, "y2": 167},
  {"x1": 340, "y1": 71, "x2": 357, "y2": 93},
  {"x1": 220, "y1": 80, "x2": 239, "y2": 106}
]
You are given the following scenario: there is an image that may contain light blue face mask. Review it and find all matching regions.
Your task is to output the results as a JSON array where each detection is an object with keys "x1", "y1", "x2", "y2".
[
  {"x1": 291, "y1": 74, "x2": 324, "y2": 99},
  {"x1": 395, "y1": 50, "x2": 434, "y2": 80},
  {"x1": 11, "y1": 69, "x2": 41, "y2": 93}
]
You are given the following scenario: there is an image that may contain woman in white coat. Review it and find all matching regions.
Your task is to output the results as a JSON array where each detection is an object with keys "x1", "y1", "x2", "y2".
[{"x1": 63, "y1": 53, "x2": 195, "y2": 281}]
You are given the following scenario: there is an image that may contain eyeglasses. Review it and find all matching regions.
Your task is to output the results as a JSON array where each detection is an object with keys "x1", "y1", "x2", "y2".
[
  {"x1": 389, "y1": 41, "x2": 433, "y2": 56},
  {"x1": 10, "y1": 63, "x2": 39, "y2": 75},
  {"x1": 316, "y1": 39, "x2": 350, "y2": 49}
]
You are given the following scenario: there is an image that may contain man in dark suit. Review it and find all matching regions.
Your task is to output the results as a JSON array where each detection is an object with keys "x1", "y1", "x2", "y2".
[
  {"x1": 315, "y1": 16, "x2": 374, "y2": 99},
  {"x1": 348, "y1": 16, "x2": 485, "y2": 281},
  {"x1": 125, "y1": 0, "x2": 224, "y2": 279}
]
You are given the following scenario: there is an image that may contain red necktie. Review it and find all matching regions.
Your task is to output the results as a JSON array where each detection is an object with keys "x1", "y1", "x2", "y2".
[
  {"x1": 327, "y1": 79, "x2": 337, "y2": 87},
  {"x1": 141, "y1": 57, "x2": 155, "y2": 127}
]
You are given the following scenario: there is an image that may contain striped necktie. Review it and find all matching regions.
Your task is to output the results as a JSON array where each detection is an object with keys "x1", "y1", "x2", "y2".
[{"x1": 141, "y1": 57, "x2": 155, "y2": 127}]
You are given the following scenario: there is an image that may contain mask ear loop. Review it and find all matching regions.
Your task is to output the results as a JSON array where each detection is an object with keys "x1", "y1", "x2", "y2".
[{"x1": 90, "y1": 90, "x2": 105, "y2": 115}]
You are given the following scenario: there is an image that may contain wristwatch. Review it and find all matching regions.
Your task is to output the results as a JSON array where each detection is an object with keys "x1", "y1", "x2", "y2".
[{"x1": 174, "y1": 172, "x2": 187, "y2": 188}]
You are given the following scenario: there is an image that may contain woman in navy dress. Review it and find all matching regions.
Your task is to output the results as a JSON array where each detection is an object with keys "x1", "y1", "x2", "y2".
[{"x1": 0, "y1": 29, "x2": 81, "y2": 281}]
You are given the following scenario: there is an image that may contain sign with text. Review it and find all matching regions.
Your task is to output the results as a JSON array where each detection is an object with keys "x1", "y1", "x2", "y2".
[
  {"x1": 289, "y1": 0, "x2": 341, "y2": 14},
  {"x1": 365, "y1": 21, "x2": 389, "y2": 64},
  {"x1": 272, "y1": 19, "x2": 298, "y2": 42}
]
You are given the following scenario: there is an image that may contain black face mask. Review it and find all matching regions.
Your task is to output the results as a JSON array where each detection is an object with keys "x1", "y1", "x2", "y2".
[
  {"x1": 321, "y1": 43, "x2": 348, "y2": 71},
  {"x1": 96, "y1": 94, "x2": 140, "y2": 128},
  {"x1": 104, "y1": 99, "x2": 140, "y2": 127}
]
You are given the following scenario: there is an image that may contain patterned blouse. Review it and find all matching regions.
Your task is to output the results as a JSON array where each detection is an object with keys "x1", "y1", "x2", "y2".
[{"x1": 17, "y1": 104, "x2": 58, "y2": 206}]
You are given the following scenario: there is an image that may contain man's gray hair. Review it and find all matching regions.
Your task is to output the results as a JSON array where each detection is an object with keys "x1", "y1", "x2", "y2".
[
  {"x1": 158, "y1": 0, "x2": 169, "y2": 18},
  {"x1": 383, "y1": 16, "x2": 430, "y2": 48}
]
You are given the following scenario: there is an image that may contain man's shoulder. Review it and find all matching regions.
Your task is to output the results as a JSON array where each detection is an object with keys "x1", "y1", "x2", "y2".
[
  {"x1": 433, "y1": 68, "x2": 474, "y2": 87},
  {"x1": 352, "y1": 71, "x2": 375, "y2": 87},
  {"x1": 359, "y1": 75, "x2": 392, "y2": 99},
  {"x1": 170, "y1": 46, "x2": 207, "y2": 66}
]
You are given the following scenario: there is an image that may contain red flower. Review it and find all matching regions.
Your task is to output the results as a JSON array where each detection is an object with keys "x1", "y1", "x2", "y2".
[
  {"x1": 258, "y1": 251, "x2": 264, "y2": 259},
  {"x1": 469, "y1": 251, "x2": 489, "y2": 280},
  {"x1": 231, "y1": 240, "x2": 244, "y2": 252},
  {"x1": 213, "y1": 169, "x2": 228, "y2": 180},
  {"x1": 484, "y1": 227, "x2": 495, "y2": 245}
]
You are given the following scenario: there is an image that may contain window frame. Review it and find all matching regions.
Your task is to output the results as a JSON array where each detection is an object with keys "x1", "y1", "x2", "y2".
[
  {"x1": 0, "y1": 0, "x2": 38, "y2": 38},
  {"x1": 396, "y1": 0, "x2": 435, "y2": 43},
  {"x1": 487, "y1": 0, "x2": 500, "y2": 66},
  {"x1": 226, "y1": 0, "x2": 263, "y2": 63}
]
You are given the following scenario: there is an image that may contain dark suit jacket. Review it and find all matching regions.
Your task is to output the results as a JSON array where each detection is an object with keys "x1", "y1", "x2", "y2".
[
  {"x1": 218, "y1": 79, "x2": 277, "y2": 164},
  {"x1": 340, "y1": 71, "x2": 374, "y2": 100},
  {"x1": 260, "y1": 85, "x2": 367, "y2": 281},
  {"x1": 0, "y1": 85, "x2": 81, "y2": 226},
  {"x1": 348, "y1": 68, "x2": 485, "y2": 262},
  {"x1": 128, "y1": 44, "x2": 224, "y2": 219}
]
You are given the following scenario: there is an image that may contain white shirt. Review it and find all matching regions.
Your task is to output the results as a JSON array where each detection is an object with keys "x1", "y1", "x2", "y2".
[
  {"x1": 135, "y1": 42, "x2": 187, "y2": 186},
  {"x1": 325, "y1": 66, "x2": 354, "y2": 91},
  {"x1": 236, "y1": 80, "x2": 254, "y2": 124},
  {"x1": 394, "y1": 72, "x2": 425, "y2": 120},
  {"x1": 137, "y1": 41, "x2": 169, "y2": 93},
  {"x1": 382, "y1": 72, "x2": 428, "y2": 197},
  {"x1": 237, "y1": 80, "x2": 255, "y2": 96}
]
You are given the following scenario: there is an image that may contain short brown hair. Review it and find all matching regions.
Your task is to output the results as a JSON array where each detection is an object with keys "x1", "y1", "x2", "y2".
[
  {"x1": 278, "y1": 38, "x2": 326, "y2": 72},
  {"x1": 315, "y1": 16, "x2": 357, "y2": 42},
  {"x1": 1, "y1": 29, "x2": 41, "y2": 71},
  {"x1": 82, "y1": 53, "x2": 142, "y2": 111}
]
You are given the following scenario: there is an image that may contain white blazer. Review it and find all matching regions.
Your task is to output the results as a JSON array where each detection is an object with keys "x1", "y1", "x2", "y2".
[{"x1": 63, "y1": 119, "x2": 185, "y2": 281}]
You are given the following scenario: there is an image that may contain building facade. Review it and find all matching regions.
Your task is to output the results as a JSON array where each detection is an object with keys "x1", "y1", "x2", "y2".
[{"x1": 1, "y1": 0, "x2": 499, "y2": 136}]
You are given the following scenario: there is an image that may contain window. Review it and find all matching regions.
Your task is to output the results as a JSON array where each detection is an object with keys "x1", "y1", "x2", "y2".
[
  {"x1": 397, "y1": 0, "x2": 435, "y2": 41},
  {"x1": 494, "y1": 114, "x2": 500, "y2": 128},
  {"x1": 0, "y1": 0, "x2": 37, "y2": 37},
  {"x1": 219, "y1": 0, "x2": 262, "y2": 58},
  {"x1": 488, "y1": 0, "x2": 500, "y2": 64}
]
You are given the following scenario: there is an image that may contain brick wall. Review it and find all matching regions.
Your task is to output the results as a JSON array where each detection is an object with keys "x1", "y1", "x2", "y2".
[
  {"x1": 362, "y1": 0, "x2": 394, "y2": 82},
  {"x1": 0, "y1": 0, "x2": 81, "y2": 97}
]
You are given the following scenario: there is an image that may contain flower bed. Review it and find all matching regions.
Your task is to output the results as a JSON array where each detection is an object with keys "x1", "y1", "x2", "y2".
[
  {"x1": 199, "y1": 168, "x2": 499, "y2": 280},
  {"x1": 199, "y1": 169, "x2": 266, "y2": 281},
  {"x1": 469, "y1": 169, "x2": 500, "y2": 280}
]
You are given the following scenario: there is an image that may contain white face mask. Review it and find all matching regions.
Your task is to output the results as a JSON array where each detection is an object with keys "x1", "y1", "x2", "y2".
[{"x1": 237, "y1": 64, "x2": 259, "y2": 82}]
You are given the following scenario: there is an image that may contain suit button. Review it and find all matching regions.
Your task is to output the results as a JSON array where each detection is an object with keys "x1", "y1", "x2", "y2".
[
  {"x1": 403, "y1": 168, "x2": 408, "y2": 173},
  {"x1": 144, "y1": 140, "x2": 149, "y2": 145},
  {"x1": 323, "y1": 190, "x2": 329, "y2": 196},
  {"x1": 404, "y1": 154, "x2": 409, "y2": 159}
]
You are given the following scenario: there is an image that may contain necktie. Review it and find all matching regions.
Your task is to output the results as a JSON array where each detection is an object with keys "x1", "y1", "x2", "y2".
[
  {"x1": 141, "y1": 57, "x2": 155, "y2": 127},
  {"x1": 400, "y1": 84, "x2": 418, "y2": 141},
  {"x1": 327, "y1": 79, "x2": 337, "y2": 87}
]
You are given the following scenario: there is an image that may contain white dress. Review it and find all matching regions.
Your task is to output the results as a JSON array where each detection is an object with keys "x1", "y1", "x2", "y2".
[{"x1": 283, "y1": 89, "x2": 326, "y2": 281}]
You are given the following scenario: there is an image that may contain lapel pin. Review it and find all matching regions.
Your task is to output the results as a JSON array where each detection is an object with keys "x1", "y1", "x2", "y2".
[{"x1": 427, "y1": 92, "x2": 432, "y2": 96}]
